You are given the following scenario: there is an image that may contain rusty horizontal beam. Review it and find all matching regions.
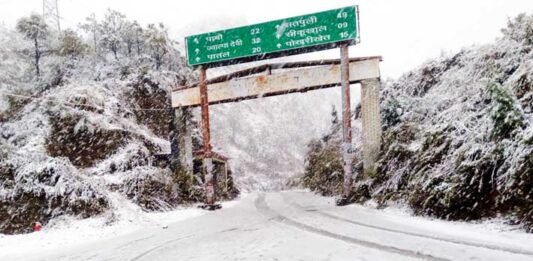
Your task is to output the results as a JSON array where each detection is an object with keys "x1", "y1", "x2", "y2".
[
  {"x1": 176, "y1": 56, "x2": 383, "y2": 90},
  {"x1": 171, "y1": 57, "x2": 380, "y2": 108}
]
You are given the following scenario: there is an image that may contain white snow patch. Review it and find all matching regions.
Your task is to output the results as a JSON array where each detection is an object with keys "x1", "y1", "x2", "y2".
[{"x1": 0, "y1": 193, "x2": 245, "y2": 260}]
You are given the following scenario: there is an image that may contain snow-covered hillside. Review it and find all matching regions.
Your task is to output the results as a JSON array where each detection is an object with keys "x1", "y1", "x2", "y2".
[
  {"x1": 303, "y1": 13, "x2": 533, "y2": 232},
  {"x1": 375, "y1": 14, "x2": 532, "y2": 230},
  {"x1": 0, "y1": 12, "x2": 204, "y2": 234}
]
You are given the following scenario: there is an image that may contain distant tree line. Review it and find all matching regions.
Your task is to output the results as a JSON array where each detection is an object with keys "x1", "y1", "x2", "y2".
[{"x1": 16, "y1": 9, "x2": 176, "y2": 78}]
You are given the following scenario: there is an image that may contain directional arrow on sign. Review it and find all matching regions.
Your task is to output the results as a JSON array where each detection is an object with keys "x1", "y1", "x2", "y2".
[
  {"x1": 193, "y1": 38, "x2": 199, "y2": 44},
  {"x1": 276, "y1": 43, "x2": 282, "y2": 49},
  {"x1": 196, "y1": 57, "x2": 201, "y2": 62},
  {"x1": 195, "y1": 48, "x2": 200, "y2": 54}
]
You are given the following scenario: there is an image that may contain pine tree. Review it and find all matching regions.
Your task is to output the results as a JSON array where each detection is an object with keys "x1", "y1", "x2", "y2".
[
  {"x1": 16, "y1": 14, "x2": 49, "y2": 77},
  {"x1": 99, "y1": 9, "x2": 127, "y2": 59}
]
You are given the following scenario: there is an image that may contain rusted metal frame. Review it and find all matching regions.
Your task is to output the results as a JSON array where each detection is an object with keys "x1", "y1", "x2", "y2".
[
  {"x1": 176, "y1": 79, "x2": 370, "y2": 108},
  {"x1": 340, "y1": 44, "x2": 354, "y2": 199},
  {"x1": 176, "y1": 56, "x2": 383, "y2": 90},
  {"x1": 199, "y1": 66, "x2": 216, "y2": 205}
]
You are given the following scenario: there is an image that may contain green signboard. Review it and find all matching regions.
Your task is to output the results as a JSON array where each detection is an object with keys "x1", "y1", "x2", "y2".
[{"x1": 185, "y1": 6, "x2": 359, "y2": 67}]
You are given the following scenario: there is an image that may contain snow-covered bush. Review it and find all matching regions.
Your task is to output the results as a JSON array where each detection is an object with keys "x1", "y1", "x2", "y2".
[
  {"x1": 302, "y1": 106, "x2": 360, "y2": 197},
  {"x1": 381, "y1": 97, "x2": 402, "y2": 130},
  {"x1": 488, "y1": 81, "x2": 524, "y2": 139},
  {"x1": 57, "y1": 29, "x2": 88, "y2": 58},
  {"x1": 302, "y1": 138, "x2": 343, "y2": 196},
  {"x1": 120, "y1": 166, "x2": 198, "y2": 211},
  {"x1": 0, "y1": 157, "x2": 109, "y2": 234}
]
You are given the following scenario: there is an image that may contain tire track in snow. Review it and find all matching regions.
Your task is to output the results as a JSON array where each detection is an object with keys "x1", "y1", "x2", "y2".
[
  {"x1": 254, "y1": 193, "x2": 449, "y2": 261},
  {"x1": 280, "y1": 192, "x2": 533, "y2": 257},
  {"x1": 129, "y1": 235, "x2": 194, "y2": 261}
]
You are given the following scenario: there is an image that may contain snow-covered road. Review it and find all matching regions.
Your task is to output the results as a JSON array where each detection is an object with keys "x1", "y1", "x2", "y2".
[{"x1": 7, "y1": 191, "x2": 533, "y2": 261}]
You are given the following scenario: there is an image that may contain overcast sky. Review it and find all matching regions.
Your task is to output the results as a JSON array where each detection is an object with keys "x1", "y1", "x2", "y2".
[{"x1": 1, "y1": 0, "x2": 532, "y2": 78}]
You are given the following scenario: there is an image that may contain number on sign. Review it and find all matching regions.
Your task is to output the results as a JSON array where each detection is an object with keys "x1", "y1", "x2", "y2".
[
  {"x1": 252, "y1": 37, "x2": 261, "y2": 44},
  {"x1": 339, "y1": 32, "x2": 349, "y2": 38},
  {"x1": 252, "y1": 47, "x2": 262, "y2": 53},
  {"x1": 337, "y1": 22, "x2": 348, "y2": 29},
  {"x1": 337, "y1": 11, "x2": 348, "y2": 19},
  {"x1": 250, "y1": 28, "x2": 260, "y2": 35}
]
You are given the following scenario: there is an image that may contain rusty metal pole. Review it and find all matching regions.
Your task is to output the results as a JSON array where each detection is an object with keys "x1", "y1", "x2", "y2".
[
  {"x1": 340, "y1": 44, "x2": 354, "y2": 201},
  {"x1": 199, "y1": 66, "x2": 215, "y2": 206}
]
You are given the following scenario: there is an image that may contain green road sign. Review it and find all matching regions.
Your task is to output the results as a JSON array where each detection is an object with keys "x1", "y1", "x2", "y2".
[{"x1": 185, "y1": 6, "x2": 359, "y2": 67}]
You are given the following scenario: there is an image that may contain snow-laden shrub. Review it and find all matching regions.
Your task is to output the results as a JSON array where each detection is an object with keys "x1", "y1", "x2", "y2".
[
  {"x1": 497, "y1": 132, "x2": 533, "y2": 232},
  {"x1": 302, "y1": 138, "x2": 344, "y2": 196},
  {"x1": 46, "y1": 113, "x2": 129, "y2": 168},
  {"x1": 302, "y1": 106, "x2": 363, "y2": 198},
  {"x1": 126, "y1": 74, "x2": 173, "y2": 137},
  {"x1": 89, "y1": 143, "x2": 151, "y2": 175},
  {"x1": 0, "y1": 156, "x2": 109, "y2": 234},
  {"x1": 381, "y1": 97, "x2": 402, "y2": 130},
  {"x1": 489, "y1": 82, "x2": 524, "y2": 139},
  {"x1": 120, "y1": 166, "x2": 203, "y2": 211},
  {"x1": 121, "y1": 166, "x2": 178, "y2": 211}
]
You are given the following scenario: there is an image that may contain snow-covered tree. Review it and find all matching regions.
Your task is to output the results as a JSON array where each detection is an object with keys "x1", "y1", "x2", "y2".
[
  {"x1": 501, "y1": 13, "x2": 533, "y2": 45},
  {"x1": 121, "y1": 20, "x2": 143, "y2": 57},
  {"x1": 57, "y1": 29, "x2": 87, "y2": 57},
  {"x1": 132, "y1": 21, "x2": 144, "y2": 56},
  {"x1": 99, "y1": 9, "x2": 127, "y2": 59},
  {"x1": 79, "y1": 13, "x2": 100, "y2": 54},
  {"x1": 145, "y1": 23, "x2": 171, "y2": 70},
  {"x1": 16, "y1": 14, "x2": 49, "y2": 77}
]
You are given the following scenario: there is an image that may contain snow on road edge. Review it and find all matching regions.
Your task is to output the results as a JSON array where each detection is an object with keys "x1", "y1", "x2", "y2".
[{"x1": 0, "y1": 193, "x2": 247, "y2": 259}]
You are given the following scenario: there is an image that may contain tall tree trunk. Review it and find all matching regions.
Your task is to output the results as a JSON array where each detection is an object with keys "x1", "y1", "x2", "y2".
[
  {"x1": 112, "y1": 46, "x2": 118, "y2": 60},
  {"x1": 127, "y1": 42, "x2": 132, "y2": 56},
  {"x1": 93, "y1": 31, "x2": 98, "y2": 54},
  {"x1": 34, "y1": 37, "x2": 40, "y2": 77},
  {"x1": 135, "y1": 31, "x2": 141, "y2": 56},
  {"x1": 155, "y1": 53, "x2": 161, "y2": 70}
]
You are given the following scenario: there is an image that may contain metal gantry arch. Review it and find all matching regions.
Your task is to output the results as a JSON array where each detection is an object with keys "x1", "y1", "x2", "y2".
[{"x1": 170, "y1": 55, "x2": 382, "y2": 206}]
